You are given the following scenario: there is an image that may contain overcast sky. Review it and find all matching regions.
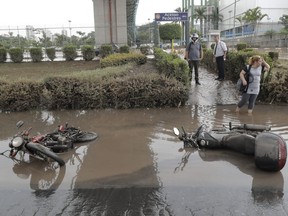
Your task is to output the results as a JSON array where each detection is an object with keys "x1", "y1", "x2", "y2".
[{"x1": 0, "y1": 0, "x2": 183, "y2": 35}]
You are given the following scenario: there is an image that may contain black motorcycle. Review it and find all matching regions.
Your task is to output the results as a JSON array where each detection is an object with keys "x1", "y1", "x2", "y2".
[
  {"x1": 7, "y1": 121, "x2": 65, "y2": 166},
  {"x1": 173, "y1": 122, "x2": 287, "y2": 171}
]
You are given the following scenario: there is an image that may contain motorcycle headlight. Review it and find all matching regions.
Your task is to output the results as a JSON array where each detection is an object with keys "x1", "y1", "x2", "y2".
[{"x1": 11, "y1": 136, "x2": 24, "y2": 148}]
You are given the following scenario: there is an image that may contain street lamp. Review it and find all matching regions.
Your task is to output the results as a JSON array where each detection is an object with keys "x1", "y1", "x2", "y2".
[
  {"x1": 148, "y1": 18, "x2": 151, "y2": 43},
  {"x1": 68, "y1": 20, "x2": 72, "y2": 42}
]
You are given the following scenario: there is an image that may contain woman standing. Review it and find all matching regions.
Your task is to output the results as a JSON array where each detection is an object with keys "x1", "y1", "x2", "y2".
[{"x1": 236, "y1": 55, "x2": 270, "y2": 114}]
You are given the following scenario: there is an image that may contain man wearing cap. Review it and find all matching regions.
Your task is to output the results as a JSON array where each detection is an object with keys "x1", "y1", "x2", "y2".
[{"x1": 185, "y1": 33, "x2": 203, "y2": 85}]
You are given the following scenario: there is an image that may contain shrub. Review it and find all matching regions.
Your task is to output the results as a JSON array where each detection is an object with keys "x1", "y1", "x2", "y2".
[
  {"x1": 0, "y1": 81, "x2": 43, "y2": 111},
  {"x1": 46, "y1": 47, "x2": 56, "y2": 61},
  {"x1": 0, "y1": 48, "x2": 7, "y2": 63},
  {"x1": 9, "y1": 47, "x2": 23, "y2": 63},
  {"x1": 100, "y1": 53, "x2": 147, "y2": 68},
  {"x1": 140, "y1": 46, "x2": 150, "y2": 55},
  {"x1": 99, "y1": 44, "x2": 113, "y2": 58},
  {"x1": 63, "y1": 45, "x2": 77, "y2": 61},
  {"x1": 81, "y1": 45, "x2": 95, "y2": 61},
  {"x1": 29, "y1": 47, "x2": 43, "y2": 62},
  {"x1": 154, "y1": 48, "x2": 189, "y2": 86},
  {"x1": 119, "y1": 45, "x2": 130, "y2": 53},
  {"x1": 236, "y1": 43, "x2": 247, "y2": 51},
  {"x1": 268, "y1": 51, "x2": 279, "y2": 61}
]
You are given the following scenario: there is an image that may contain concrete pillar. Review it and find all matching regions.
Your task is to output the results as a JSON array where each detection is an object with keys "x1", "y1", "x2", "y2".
[{"x1": 92, "y1": 0, "x2": 128, "y2": 47}]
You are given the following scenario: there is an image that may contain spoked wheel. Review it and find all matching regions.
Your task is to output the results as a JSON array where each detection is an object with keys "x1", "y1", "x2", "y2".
[
  {"x1": 26, "y1": 143, "x2": 65, "y2": 166},
  {"x1": 76, "y1": 132, "x2": 98, "y2": 142}
]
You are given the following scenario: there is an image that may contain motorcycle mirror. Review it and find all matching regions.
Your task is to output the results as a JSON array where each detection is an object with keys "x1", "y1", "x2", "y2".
[
  {"x1": 16, "y1": 120, "x2": 24, "y2": 128},
  {"x1": 173, "y1": 127, "x2": 180, "y2": 136}
]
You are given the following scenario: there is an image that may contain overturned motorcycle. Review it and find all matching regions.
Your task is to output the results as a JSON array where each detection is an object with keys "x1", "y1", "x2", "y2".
[
  {"x1": 173, "y1": 122, "x2": 287, "y2": 171},
  {"x1": 4, "y1": 121, "x2": 65, "y2": 167},
  {"x1": 31, "y1": 122, "x2": 98, "y2": 153}
]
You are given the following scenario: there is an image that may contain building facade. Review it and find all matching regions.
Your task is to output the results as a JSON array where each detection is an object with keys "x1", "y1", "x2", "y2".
[{"x1": 218, "y1": 0, "x2": 288, "y2": 38}]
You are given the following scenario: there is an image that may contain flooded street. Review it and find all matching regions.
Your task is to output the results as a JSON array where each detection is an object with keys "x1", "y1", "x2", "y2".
[{"x1": 0, "y1": 68, "x2": 288, "y2": 215}]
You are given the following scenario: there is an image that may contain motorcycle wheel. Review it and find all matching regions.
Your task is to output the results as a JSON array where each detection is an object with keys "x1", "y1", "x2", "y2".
[
  {"x1": 26, "y1": 143, "x2": 65, "y2": 166},
  {"x1": 76, "y1": 132, "x2": 98, "y2": 142}
]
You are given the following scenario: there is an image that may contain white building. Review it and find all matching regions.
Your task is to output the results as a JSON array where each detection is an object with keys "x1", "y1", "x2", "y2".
[
  {"x1": 26, "y1": 25, "x2": 35, "y2": 40},
  {"x1": 218, "y1": 0, "x2": 288, "y2": 37}
]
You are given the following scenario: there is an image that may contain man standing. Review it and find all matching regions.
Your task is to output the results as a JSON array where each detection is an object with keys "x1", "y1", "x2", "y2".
[
  {"x1": 213, "y1": 35, "x2": 227, "y2": 81},
  {"x1": 185, "y1": 33, "x2": 203, "y2": 85}
]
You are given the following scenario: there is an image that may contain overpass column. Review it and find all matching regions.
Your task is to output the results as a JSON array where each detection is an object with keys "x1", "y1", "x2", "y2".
[{"x1": 92, "y1": 0, "x2": 128, "y2": 47}]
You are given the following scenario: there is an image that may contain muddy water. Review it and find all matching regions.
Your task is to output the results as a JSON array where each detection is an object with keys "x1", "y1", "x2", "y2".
[{"x1": 0, "y1": 104, "x2": 287, "y2": 216}]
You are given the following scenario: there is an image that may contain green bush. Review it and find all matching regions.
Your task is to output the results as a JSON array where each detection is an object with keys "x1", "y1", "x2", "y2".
[
  {"x1": 243, "y1": 48, "x2": 253, "y2": 52},
  {"x1": 81, "y1": 45, "x2": 95, "y2": 61},
  {"x1": 268, "y1": 51, "x2": 279, "y2": 60},
  {"x1": 202, "y1": 49, "x2": 272, "y2": 82},
  {"x1": 140, "y1": 46, "x2": 150, "y2": 55},
  {"x1": 100, "y1": 53, "x2": 147, "y2": 68},
  {"x1": 0, "y1": 48, "x2": 7, "y2": 63},
  {"x1": 119, "y1": 45, "x2": 130, "y2": 53},
  {"x1": 9, "y1": 47, "x2": 23, "y2": 63},
  {"x1": 63, "y1": 45, "x2": 77, "y2": 61},
  {"x1": 210, "y1": 43, "x2": 215, "y2": 50},
  {"x1": 0, "y1": 81, "x2": 43, "y2": 111},
  {"x1": 236, "y1": 43, "x2": 247, "y2": 51},
  {"x1": 99, "y1": 44, "x2": 113, "y2": 58},
  {"x1": 29, "y1": 47, "x2": 43, "y2": 62},
  {"x1": 46, "y1": 47, "x2": 56, "y2": 61},
  {"x1": 154, "y1": 48, "x2": 189, "y2": 86}
]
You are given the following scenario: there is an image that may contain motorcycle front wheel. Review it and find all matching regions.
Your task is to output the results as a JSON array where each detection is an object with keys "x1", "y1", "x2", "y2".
[
  {"x1": 26, "y1": 143, "x2": 65, "y2": 166},
  {"x1": 76, "y1": 132, "x2": 98, "y2": 142}
]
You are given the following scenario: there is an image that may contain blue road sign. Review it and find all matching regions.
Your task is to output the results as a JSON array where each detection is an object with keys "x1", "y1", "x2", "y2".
[{"x1": 154, "y1": 12, "x2": 188, "y2": 22}]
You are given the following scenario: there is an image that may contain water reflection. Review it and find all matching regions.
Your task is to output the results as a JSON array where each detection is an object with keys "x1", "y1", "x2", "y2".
[
  {"x1": 12, "y1": 158, "x2": 66, "y2": 191},
  {"x1": 0, "y1": 105, "x2": 287, "y2": 215}
]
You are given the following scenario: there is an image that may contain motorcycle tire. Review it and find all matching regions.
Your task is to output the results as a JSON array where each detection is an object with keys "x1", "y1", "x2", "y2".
[
  {"x1": 26, "y1": 143, "x2": 65, "y2": 167},
  {"x1": 76, "y1": 132, "x2": 98, "y2": 142}
]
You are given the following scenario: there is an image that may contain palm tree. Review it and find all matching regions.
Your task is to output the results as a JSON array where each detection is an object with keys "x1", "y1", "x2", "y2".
[
  {"x1": 194, "y1": 6, "x2": 206, "y2": 37},
  {"x1": 264, "y1": 30, "x2": 277, "y2": 40},
  {"x1": 235, "y1": 16, "x2": 244, "y2": 36},
  {"x1": 209, "y1": 7, "x2": 223, "y2": 30},
  {"x1": 279, "y1": 14, "x2": 288, "y2": 30},
  {"x1": 173, "y1": 7, "x2": 183, "y2": 25},
  {"x1": 242, "y1": 7, "x2": 268, "y2": 36}
]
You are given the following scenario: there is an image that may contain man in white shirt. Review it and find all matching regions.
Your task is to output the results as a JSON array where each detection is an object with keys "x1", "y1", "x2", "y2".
[{"x1": 213, "y1": 35, "x2": 227, "y2": 81}]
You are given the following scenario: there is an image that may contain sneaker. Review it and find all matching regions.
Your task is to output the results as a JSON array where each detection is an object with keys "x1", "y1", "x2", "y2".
[
  {"x1": 196, "y1": 81, "x2": 201, "y2": 85},
  {"x1": 215, "y1": 77, "x2": 220, "y2": 80}
]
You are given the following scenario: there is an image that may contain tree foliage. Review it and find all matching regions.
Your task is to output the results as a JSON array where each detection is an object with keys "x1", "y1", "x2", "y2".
[
  {"x1": 279, "y1": 14, "x2": 288, "y2": 30},
  {"x1": 242, "y1": 6, "x2": 268, "y2": 25},
  {"x1": 159, "y1": 23, "x2": 181, "y2": 41}
]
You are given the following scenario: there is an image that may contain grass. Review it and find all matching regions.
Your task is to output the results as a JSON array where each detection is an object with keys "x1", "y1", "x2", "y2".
[{"x1": 0, "y1": 60, "x2": 101, "y2": 82}]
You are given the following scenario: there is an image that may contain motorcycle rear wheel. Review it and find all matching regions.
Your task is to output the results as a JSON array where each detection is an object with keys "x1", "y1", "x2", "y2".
[
  {"x1": 76, "y1": 132, "x2": 98, "y2": 142},
  {"x1": 26, "y1": 143, "x2": 65, "y2": 166}
]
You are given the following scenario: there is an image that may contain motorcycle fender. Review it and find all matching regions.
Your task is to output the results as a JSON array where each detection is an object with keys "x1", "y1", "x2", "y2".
[{"x1": 255, "y1": 132, "x2": 287, "y2": 171}]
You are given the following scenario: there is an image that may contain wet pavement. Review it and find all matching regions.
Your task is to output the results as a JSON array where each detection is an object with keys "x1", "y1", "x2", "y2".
[{"x1": 0, "y1": 67, "x2": 288, "y2": 215}]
